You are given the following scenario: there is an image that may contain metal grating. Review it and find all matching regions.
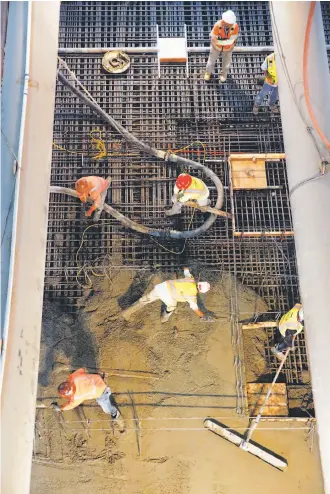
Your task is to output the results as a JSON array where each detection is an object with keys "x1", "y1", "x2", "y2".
[
  {"x1": 321, "y1": 1, "x2": 330, "y2": 45},
  {"x1": 42, "y1": 1, "x2": 330, "y2": 407},
  {"x1": 264, "y1": 328, "x2": 309, "y2": 384},
  {"x1": 58, "y1": 1, "x2": 273, "y2": 49}
]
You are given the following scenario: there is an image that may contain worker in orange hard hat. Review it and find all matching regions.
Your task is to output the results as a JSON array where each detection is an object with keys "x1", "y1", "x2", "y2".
[
  {"x1": 165, "y1": 173, "x2": 210, "y2": 216},
  {"x1": 75, "y1": 176, "x2": 111, "y2": 219},
  {"x1": 122, "y1": 267, "x2": 214, "y2": 323},
  {"x1": 51, "y1": 367, "x2": 125, "y2": 432},
  {"x1": 205, "y1": 10, "x2": 239, "y2": 83}
]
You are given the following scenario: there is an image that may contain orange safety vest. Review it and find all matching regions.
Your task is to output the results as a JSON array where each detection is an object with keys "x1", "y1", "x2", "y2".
[
  {"x1": 76, "y1": 176, "x2": 109, "y2": 202},
  {"x1": 166, "y1": 278, "x2": 198, "y2": 303},
  {"x1": 279, "y1": 304, "x2": 303, "y2": 337},
  {"x1": 210, "y1": 20, "x2": 239, "y2": 51},
  {"x1": 60, "y1": 368, "x2": 107, "y2": 411}
]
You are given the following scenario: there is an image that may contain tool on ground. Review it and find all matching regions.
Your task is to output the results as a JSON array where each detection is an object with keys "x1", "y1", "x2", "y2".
[
  {"x1": 183, "y1": 201, "x2": 231, "y2": 218},
  {"x1": 102, "y1": 50, "x2": 130, "y2": 74},
  {"x1": 204, "y1": 342, "x2": 294, "y2": 470},
  {"x1": 51, "y1": 361, "x2": 160, "y2": 379}
]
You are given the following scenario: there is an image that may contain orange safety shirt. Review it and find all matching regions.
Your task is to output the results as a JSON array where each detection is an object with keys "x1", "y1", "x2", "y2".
[
  {"x1": 60, "y1": 368, "x2": 107, "y2": 411},
  {"x1": 210, "y1": 20, "x2": 240, "y2": 52},
  {"x1": 76, "y1": 176, "x2": 109, "y2": 203}
]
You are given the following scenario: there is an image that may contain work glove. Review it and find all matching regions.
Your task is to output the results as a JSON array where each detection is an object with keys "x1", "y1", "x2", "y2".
[
  {"x1": 201, "y1": 315, "x2": 215, "y2": 323},
  {"x1": 51, "y1": 402, "x2": 61, "y2": 412}
]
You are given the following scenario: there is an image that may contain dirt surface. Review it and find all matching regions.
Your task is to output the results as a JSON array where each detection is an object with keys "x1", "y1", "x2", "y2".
[{"x1": 31, "y1": 271, "x2": 324, "y2": 494}]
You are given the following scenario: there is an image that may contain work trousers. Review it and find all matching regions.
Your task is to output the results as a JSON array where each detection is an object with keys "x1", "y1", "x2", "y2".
[
  {"x1": 206, "y1": 45, "x2": 233, "y2": 77},
  {"x1": 277, "y1": 329, "x2": 297, "y2": 353},
  {"x1": 96, "y1": 386, "x2": 119, "y2": 417},
  {"x1": 139, "y1": 286, "x2": 177, "y2": 314},
  {"x1": 254, "y1": 82, "x2": 278, "y2": 107}
]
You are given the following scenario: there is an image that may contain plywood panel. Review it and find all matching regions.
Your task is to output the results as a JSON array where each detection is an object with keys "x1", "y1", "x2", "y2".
[
  {"x1": 247, "y1": 383, "x2": 288, "y2": 416},
  {"x1": 231, "y1": 158, "x2": 267, "y2": 189}
]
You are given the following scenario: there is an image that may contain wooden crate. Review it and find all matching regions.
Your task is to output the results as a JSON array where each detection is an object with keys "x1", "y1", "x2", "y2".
[{"x1": 247, "y1": 383, "x2": 288, "y2": 416}]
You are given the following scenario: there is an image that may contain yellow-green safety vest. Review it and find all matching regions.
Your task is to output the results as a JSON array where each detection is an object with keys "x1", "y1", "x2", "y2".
[
  {"x1": 279, "y1": 303, "x2": 303, "y2": 337},
  {"x1": 166, "y1": 278, "x2": 198, "y2": 303}
]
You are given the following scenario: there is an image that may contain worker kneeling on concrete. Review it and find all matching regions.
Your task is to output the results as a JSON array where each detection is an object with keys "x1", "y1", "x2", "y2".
[
  {"x1": 122, "y1": 268, "x2": 214, "y2": 323},
  {"x1": 165, "y1": 173, "x2": 210, "y2": 216},
  {"x1": 205, "y1": 10, "x2": 239, "y2": 83},
  {"x1": 272, "y1": 304, "x2": 304, "y2": 361},
  {"x1": 75, "y1": 175, "x2": 111, "y2": 218},
  {"x1": 253, "y1": 53, "x2": 279, "y2": 115},
  {"x1": 51, "y1": 367, "x2": 125, "y2": 432}
]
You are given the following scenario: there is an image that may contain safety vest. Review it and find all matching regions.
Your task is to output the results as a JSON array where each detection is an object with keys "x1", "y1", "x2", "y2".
[
  {"x1": 177, "y1": 177, "x2": 209, "y2": 202},
  {"x1": 210, "y1": 20, "x2": 239, "y2": 52},
  {"x1": 166, "y1": 278, "x2": 198, "y2": 303},
  {"x1": 61, "y1": 368, "x2": 107, "y2": 410},
  {"x1": 265, "y1": 53, "x2": 278, "y2": 86},
  {"x1": 279, "y1": 304, "x2": 303, "y2": 337}
]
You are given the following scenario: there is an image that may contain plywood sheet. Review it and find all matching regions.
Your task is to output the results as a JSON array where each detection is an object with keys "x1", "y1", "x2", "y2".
[
  {"x1": 247, "y1": 383, "x2": 288, "y2": 416},
  {"x1": 231, "y1": 158, "x2": 267, "y2": 189}
]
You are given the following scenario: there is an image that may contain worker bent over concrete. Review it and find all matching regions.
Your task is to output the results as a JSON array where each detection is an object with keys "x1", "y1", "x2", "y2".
[
  {"x1": 165, "y1": 173, "x2": 210, "y2": 216},
  {"x1": 205, "y1": 10, "x2": 239, "y2": 83},
  {"x1": 51, "y1": 368, "x2": 125, "y2": 432},
  {"x1": 253, "y1": 53, "x2": 279, "y2": 114},
  {"x1": 272, "y1": 304, "x2": 304, "y2": 361},
  {"x1": 75, "y1": 175, "x2": 111, "y2": 219},
  {"x1": 122, "y1": 268, "x2": 214, "y2": 323}
]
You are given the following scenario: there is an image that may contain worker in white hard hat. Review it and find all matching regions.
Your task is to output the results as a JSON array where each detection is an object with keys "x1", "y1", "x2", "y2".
[
  {"x1": 122, "y1": 268, "x2": 214, "y2": 323},
  {"x1": 253, "y1": 53, "x2": 279, "y2": 114},
  {"x1": 165, "y1": 173, "x2": 210, "y2": 216},
  {"x1": 271, "y1": 303, "x2": 304, "y2": 361},
  {"x1": 205, "y1": 10, "x2": 239, "y2": 83}
]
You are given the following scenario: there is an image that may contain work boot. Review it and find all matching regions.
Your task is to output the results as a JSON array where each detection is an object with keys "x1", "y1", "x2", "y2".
[
  {"x1": 219, "y1": 73, "x2": 227, "y2": 83},
  {"x1": 204, "y1": 72, "x2": 211, "y2": 82},
  {"x1": 160, "y1": 310, "x2": 174, "y2": 323},
  {"x1": 270, "y1": 105, "x2": 279, "y2": 114},
  {"x1": 252, "y1": 106, "x2": 259, "y2": 115},
  {"x1": 111, "y1": 410, "x2": 125, "y2": 433}
]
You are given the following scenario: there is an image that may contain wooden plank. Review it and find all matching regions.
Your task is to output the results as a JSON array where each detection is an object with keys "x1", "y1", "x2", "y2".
[
  {"x1": 247, "y1": 383, "x2": 288, "y2": 416},
  {"x1": 242, "y1": 321, "x2": 279, "y2": 330},
  {"x1": 229, "y1": 153, "x2": 286, "y2": 160},
  {"x1": 231, "y1": 158, "x2": 267, "y2": 189},
  {"x1": 234, "y1": 231, "x2": 294, "y2": 237}
]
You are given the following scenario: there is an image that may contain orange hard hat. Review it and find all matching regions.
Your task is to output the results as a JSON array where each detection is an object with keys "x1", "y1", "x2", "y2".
[
  {"x1": 58, "y1": 381, "x2": 74, "y2": 397},
  {"x1": 176, "y1": 173, "x2": 192, "y2": 190}
]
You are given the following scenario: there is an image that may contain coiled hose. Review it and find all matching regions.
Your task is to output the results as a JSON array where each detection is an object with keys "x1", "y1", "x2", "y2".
[{"x1": 53, "y1": 71, "x2": 225, "y2": 239}]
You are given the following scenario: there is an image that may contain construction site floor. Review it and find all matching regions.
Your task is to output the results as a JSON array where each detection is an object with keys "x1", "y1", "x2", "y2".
[{"x1": 32, "y1": 272, "x2": 323, "y2": 493}]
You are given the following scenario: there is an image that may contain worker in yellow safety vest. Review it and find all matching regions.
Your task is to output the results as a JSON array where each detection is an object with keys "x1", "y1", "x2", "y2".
[
  {"x1": 165, "y1": 173, "x2": 210, "y2": 216},
  {"x1": 253, "y1": 53, "x2": 279, "y2": 115},
  {"x1": 205, "y1": 10, "x2": 239, "y2": 83},
  {"x1": 272, "y1": 303, "x2": 304, "y2": 361},
  {"x1": 122, "y1": 268, "x2": 214, "y2": 323}
]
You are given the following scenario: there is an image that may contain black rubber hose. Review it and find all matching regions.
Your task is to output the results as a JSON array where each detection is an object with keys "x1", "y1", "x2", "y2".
[{"x1": 56, "y1": 71, "x2": 225, "y2": 239}]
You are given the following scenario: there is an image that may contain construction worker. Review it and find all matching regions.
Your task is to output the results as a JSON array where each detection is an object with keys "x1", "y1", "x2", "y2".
[
  {"x1": 204, "y1": 10, "x2": 239, "y2": 83},
  {"x1": 165, "y1": 173, "x2": 210, "y2": 216},
  {"x1": 122, "y1": 268, "x2": 214, "y2": 323},
  {"x1": 272, "y1": 304, "x2": 304, "y2": 361},
  {"x1": 253, "y1": 53, "x2": 279, "y2": 114},
  {"x1": 51, "y1": 367, "x2": 125, "y2": 432},
  {"x1": 75, "y1": 175, "x2": 111, "y2": 219}
]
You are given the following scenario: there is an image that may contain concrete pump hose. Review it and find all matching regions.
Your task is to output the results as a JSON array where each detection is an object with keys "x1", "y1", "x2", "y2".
[{"x1": 56, "y1": 71, "x2": 224, "y2": 239}]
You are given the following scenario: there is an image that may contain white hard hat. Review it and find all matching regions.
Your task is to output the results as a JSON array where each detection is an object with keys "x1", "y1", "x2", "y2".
[
  {"x1": 222, "y1": 10, "x2": 236, "y2": 25},
  {"x1": 198, "y1": 282, "x2": 210, "y2": 294},
  {"x1": 298, "y1": 307, "x2": 304, "y2": 322}
]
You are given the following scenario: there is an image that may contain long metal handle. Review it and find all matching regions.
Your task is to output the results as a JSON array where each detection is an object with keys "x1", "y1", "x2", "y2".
[{"x1": 245, "y1": 342, "x2": 293, "y2": 443}]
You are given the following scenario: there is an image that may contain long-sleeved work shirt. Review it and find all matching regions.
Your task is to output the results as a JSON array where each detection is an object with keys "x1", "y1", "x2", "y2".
[{"x1": 60, "y1": 368, "x2": 107, "y2": 411}]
